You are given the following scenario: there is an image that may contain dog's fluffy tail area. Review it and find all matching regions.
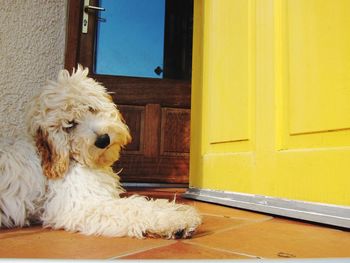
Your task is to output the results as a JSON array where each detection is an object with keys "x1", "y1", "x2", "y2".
[{"x1": 0, "y1": 138, "x2": 45, "y2": 228}]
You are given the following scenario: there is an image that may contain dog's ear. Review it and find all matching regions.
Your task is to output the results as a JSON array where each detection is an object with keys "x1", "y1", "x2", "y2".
[{"x1": 35, "y1": 128, "x2": 69, "y2": 179}]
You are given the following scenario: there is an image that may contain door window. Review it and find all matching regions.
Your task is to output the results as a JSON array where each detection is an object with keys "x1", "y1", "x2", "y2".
[
  {"x1": 94, "y1": 0, "x2": 193, "y2": 80},
  {"x1": 95, "y1": 0, "x2": 166, "y2": 78}
]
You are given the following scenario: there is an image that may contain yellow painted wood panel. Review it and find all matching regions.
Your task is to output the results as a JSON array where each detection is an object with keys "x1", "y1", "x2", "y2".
[
  {"x1": 190, "y1": 0, "x2": 350, "y2": 206},
  {"x1": 286, "y1": 0, "x2": 350, "y2": 135},
  {"x1": 205, "y1": 0, "x2": 253, "y2": 144},
  {"x1": 277, "y1": 0, "x2": 350, "y2": 149}
]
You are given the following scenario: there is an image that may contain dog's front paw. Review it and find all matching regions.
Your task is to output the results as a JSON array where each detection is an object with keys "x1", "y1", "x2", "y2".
[
  {"x1": 145, "y1": 227, "x2": 197, "y2": 239},
  {"x1": 173, "y1": 227, "x2": 196, "y2": 239},
  {"x1": 144, "y1": 203, "x2": 202, "y2": 239}
]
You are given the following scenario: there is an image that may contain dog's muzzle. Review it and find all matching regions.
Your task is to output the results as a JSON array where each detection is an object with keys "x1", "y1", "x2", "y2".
[{"x1": 94, "y1": 134, "x2": 110, "y2": 149}]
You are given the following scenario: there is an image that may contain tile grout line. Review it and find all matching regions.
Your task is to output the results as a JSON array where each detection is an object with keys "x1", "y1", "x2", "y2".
[
  {"x1": 183, "y1": 240, "x2": 263, "y2": 259},
  {"x1": 200, "y1": 212, "x2": 274, "y2": 222},
  {"x1": 107, "y1": 241, "x2": 177, "y2": 259},
  {"x1": 198, "y1": 216, "x2": 274, "y2": 236}
]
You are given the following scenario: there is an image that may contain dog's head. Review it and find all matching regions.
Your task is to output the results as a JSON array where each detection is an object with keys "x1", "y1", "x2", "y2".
[{"x1": 27, "y1": 65, "x2": 131, "y2": 179}]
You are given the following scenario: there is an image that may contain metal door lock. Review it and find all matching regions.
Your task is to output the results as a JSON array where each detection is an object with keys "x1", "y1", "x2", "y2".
[{"x1": 82, "y1": 0, "x2": 105, "y2": 33}]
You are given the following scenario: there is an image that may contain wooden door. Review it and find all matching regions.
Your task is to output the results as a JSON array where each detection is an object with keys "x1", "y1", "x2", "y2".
[
  {"x1": 189, "y1": 0, "x2": 350, "y2": 225},
  {"x1": 65, "y1": 0, "x2": 193, "y2": 184}
]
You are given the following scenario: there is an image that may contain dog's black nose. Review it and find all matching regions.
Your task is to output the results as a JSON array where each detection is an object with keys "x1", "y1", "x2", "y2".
[{"x1": 94, "y1": 133, "x2": 110, "y2": 149}]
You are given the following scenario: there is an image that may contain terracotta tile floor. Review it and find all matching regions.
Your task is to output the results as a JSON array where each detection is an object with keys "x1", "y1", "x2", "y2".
[{"x1": 0, "y1": 188, "x2": 349, "y2": 259}]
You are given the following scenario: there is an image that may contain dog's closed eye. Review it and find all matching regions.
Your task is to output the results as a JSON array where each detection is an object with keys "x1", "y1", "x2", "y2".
[
  {"x1": 88, "y1": 107, "x2": 98, "y2": 113},
  {"x1": 63, "y1": 120, "x2": 78, "y2": 132}
]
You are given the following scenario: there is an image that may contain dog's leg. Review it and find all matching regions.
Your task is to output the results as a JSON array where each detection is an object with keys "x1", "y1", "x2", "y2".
[
  {"x1": 119, "y1": 195, "x2": 202, "y2": 239},
  {"x1": 43, "y1": 195, "x2": 201, "y2": 239},
  {"x1": 42, "y1": 166, "x2": 201, "y2": 239}
]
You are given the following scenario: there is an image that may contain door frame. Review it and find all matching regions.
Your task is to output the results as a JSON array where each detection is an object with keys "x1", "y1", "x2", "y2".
[{"x1": 64, "y1": 0, "x2": 193, "y2": 184}]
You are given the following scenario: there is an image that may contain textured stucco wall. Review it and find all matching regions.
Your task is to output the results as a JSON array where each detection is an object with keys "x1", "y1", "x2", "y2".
[{"x1": 0, "y1": 0, "x2": 67, "y2": 137}]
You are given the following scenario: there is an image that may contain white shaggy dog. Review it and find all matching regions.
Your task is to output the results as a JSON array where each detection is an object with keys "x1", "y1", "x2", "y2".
[{"x1": 0, "y1": 66, "x2": 201, "y2": 239}]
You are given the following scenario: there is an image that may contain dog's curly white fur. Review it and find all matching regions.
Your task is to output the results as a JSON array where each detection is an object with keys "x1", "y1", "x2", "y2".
[{"x1": 0, "y1": 66, "x2": 201, "y2": 239}]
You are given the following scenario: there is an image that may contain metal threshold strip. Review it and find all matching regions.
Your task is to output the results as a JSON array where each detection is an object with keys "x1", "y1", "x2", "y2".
[
  {"x1": 183, "y1": 187, "x2": 350, "y2": 228},
  {"x1": 122, "y1": 182, "x2": 188, "y2": 188}
]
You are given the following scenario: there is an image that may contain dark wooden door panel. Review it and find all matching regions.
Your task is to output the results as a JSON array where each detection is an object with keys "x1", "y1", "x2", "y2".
[
  {"x1": 116, "y1": 106, "x2": 190, "y2": 183},
  {"x1": 118, "y1": 105, "x2": 144, "y2": 154},
  {"x1": 161, "y1": 108, "x2": 190, "y2": 156},
  {"x1": 101, "y1": 75, "x2": 191, "y2": 108}
]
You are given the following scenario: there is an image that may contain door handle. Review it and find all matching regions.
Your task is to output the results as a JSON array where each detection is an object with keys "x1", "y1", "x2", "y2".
[
  {"x1": 82, "y1": 0, "x2": 105, "y2": 34},
  {"x1": 85, "y1": 5, "x2": 105, "y2": 12}
]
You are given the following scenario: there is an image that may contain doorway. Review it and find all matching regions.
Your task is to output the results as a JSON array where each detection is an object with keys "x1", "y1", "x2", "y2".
[{"x1": 65, "y1": 0, "x2": 193, "y2": 184}]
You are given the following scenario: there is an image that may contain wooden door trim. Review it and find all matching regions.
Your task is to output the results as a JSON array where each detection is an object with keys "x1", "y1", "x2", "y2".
[
  {"x1": 65, "y1": 0, "x2": 83, "y2": 71},
  {"x1": 144, "y1": 104, "x2": 161, "y2": 158},
  {"x1": 99, "y1": 75, "x2": 191, "y2": 108}
]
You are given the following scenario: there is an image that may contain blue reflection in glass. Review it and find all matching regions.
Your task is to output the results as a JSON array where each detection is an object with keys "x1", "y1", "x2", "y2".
[{"x1": 95, "y1": 0, "x2": 166, "y2": 78}]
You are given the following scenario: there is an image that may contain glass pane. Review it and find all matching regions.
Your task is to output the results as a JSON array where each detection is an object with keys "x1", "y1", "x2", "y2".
[{"x1": 95, "y1": 0, "x2": 166, "y2": 78}]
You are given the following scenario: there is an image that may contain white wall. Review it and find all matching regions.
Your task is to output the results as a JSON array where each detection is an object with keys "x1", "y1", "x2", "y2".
[{"x1": 0, "y1": 0, "x2": 67, "y2": 136}]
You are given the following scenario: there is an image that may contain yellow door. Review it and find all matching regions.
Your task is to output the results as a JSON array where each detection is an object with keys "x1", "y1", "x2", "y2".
[{"x1": 188, "y1": 0, "x2": 350, "y2": 227}]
